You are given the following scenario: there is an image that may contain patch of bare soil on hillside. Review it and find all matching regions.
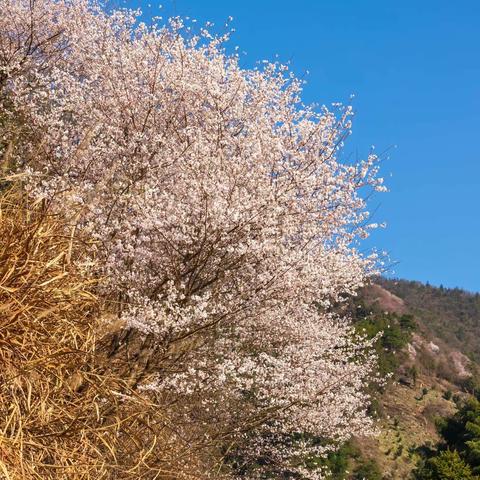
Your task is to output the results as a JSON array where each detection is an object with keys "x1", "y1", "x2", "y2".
[{"x1": 364, "y1": 284, "x2": 407, "y2": 314}]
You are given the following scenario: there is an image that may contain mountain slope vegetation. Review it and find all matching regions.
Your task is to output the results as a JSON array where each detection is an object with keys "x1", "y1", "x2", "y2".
[
  {"x1": 339, "y1": 279, "x2": 480, "y2": 480},
  {"x1": 378, "y1": 278, "x2": 480, "y2": 364}
]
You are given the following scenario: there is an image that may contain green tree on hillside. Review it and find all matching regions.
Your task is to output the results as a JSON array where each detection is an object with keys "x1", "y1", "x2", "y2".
[
  {"x1": 414, "y1": 450, "x2": 478, "y2": 480},
  {"x1": 415, "y1": 399, "x2": 480, "y2": 478},
  {"x1": 352, "y1": 459, "x2": 382, "y2": 479},
  {"x1": 354, "y1": 310, "x2": 416, "y2": 378}
]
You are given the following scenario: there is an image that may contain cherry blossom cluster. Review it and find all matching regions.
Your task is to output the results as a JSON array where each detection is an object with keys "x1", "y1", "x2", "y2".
[{"x1": 0, "y1": 0, "x2": 385, "y2": 477}]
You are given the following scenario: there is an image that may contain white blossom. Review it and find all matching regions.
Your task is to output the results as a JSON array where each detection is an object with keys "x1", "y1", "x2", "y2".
[{"x1": 0, "y1": 1, "x2": 384, "y2": 477}]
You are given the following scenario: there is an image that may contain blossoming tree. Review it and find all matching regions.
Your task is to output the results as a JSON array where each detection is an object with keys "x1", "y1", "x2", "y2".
[{"x1": 0, "y1": 1, "x2": 385, "y2": 477}]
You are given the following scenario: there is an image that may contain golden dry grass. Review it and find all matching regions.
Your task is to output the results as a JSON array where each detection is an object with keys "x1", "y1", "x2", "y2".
[{"x1": 0, "y1": 184, "x2": 209, "y2": 479}]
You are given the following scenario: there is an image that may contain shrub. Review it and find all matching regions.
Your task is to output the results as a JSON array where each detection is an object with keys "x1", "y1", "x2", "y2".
[
  {"x1": 444, "y1": 390, "x2": 453, "y2": 401},
  {"x1": 353, "y1": 459, "x2": 382, "y2": 480},
  {"x1": 414, "y1": 449, "x2": 477, "y2": 480}
]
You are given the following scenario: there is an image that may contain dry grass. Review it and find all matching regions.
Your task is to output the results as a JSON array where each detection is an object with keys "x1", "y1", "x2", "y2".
[
  {"x1": 0, "y1": 184, "x2": 210, "y2": 479},
  {"x1": 354, "y1": 374, "x2": 458, "y2": 479}
]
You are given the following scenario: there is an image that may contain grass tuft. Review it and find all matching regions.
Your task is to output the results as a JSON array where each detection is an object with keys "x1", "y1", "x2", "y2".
[{"x1": 0, "y1": 184, "x2": 206, "y2": 479}]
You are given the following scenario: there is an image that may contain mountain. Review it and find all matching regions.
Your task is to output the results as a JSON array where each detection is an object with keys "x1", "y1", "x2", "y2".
[
  {"x1": 343, "y1": 278, "x2": 480, "y2": 480},
  {"x1": 377, "y1": 278, "x2": 480, "y2": 365}
]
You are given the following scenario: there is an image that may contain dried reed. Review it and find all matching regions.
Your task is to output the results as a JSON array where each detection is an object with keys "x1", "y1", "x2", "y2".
[{"x1": 0, "y1": 184, "x2": 209, "y2": 479}]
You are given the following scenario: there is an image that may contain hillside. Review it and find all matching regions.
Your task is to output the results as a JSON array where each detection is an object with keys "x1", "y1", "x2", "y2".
[
  {"x1": 378, "y1": 278, "x2": 480, "y2": 364},
  {"x1": 347, "y1": 279, "x2": 480, "y2": 479}
]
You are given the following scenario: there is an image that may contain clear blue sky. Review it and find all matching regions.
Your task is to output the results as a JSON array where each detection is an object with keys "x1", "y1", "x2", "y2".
[{"x1": 126, "y1": 0, "x2": 480, "y2": 292}]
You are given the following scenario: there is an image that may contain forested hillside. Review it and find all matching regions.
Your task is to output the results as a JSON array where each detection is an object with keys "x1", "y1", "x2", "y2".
[
  {"x1": 333, "y1": 280, "x2": 480, "y2": 479},
  {"x1": 378, "y1": 278, "x2": 480, "y2": 363}
]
